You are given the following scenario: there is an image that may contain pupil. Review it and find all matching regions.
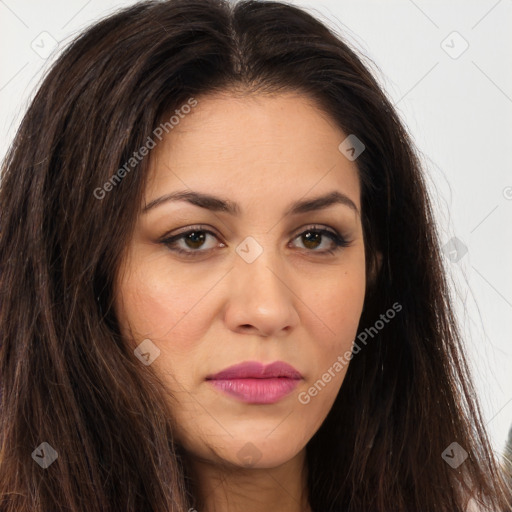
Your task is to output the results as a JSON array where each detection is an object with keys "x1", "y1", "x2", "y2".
[
  {"x1": 185, "y1": 231, "x2": 205, "y2": 249},
  {"x1": 303, "y1": 231, "x2": 320, "y2": 249}
]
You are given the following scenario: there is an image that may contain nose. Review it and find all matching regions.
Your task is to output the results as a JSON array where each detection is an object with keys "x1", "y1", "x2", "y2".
[{"x1": 223, "y1": 247, "x2": 300, "y2": 338}]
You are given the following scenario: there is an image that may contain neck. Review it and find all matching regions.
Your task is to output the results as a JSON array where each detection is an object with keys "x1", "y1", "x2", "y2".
[{"x1": 187, "y1": 448, "x2": 312, "y2": 512}]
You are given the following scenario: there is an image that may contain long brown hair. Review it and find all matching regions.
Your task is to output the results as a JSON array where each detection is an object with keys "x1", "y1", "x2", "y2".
[{"x1": 1, "y1": 0, "x2": 510, "y2": 510}]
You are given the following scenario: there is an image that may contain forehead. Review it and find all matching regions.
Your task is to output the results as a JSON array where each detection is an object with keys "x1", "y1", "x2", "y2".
[{"x1": 145, "y1": 91, "x2": 361, "y2": 213}]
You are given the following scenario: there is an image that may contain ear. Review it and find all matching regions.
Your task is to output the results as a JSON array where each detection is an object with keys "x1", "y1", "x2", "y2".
[
  {"x1": 375, "y1": 251, "x2": 383, "y2": 273},
  {"x1": 367, "y1": 250, "x2": 383, "y2": 291}
]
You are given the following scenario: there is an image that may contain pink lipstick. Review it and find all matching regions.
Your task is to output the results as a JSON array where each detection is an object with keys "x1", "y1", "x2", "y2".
[{"x1": 206, "y1": 361, "x2": 302, "y2": 404}]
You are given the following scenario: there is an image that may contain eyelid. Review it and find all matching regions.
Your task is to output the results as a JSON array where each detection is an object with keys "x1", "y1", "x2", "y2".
[
  {"x1": 289, "y1": 223, "x2": 337, "y2": 238},
  {"x1": 161, "y1": 223, "x2": 344, "y2": 241},
  {"x1": 160, "y1": 224, "x2": 219, "y2": 240}
]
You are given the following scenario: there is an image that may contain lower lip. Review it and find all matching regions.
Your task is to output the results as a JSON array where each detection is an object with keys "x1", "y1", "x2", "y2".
[{"x1": 207, "y1": 378, "x2": 300, "y2": 404}]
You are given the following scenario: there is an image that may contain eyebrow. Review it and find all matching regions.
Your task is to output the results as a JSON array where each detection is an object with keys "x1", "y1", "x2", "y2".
[{"x1": 142, "y1": 190, "x2": 359, "y2": 216}]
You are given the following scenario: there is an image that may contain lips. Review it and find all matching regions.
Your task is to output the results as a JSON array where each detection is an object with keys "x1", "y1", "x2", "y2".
[
  {"x1": 206, "y1": 361, "x2": 302, "y2": 380},
  {"x1": 206, "y1": 361, "x2": 302, "y2": 404}
]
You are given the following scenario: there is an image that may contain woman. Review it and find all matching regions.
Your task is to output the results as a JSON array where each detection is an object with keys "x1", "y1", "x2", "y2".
[{"x1": 0, "y1": 0, "x2": 510, "y2": 511}]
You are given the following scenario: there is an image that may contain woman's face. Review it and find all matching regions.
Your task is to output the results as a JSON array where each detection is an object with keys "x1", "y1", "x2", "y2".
[{"x1": 114, "y1": 91, "x2": 366, "y2": 469}]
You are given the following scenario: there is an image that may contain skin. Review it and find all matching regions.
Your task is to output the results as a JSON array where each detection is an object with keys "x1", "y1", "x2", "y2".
[{"x1": 114, "y1": 91, "x2": 367, "y2": 512}]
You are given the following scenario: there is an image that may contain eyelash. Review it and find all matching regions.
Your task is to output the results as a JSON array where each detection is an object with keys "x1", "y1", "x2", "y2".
[{"x1": 159, "y1": 224, "x2": 351, "y2": 258}]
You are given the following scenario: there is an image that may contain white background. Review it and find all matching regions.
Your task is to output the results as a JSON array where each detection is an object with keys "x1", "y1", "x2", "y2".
[{"x1": 1, "y1": 0, "x2": 511, "y2": 458}]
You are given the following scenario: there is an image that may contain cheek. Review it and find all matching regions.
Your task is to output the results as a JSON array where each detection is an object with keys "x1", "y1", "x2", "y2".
[
  {"x1": 299, "y1": 255, "x2": 366, "y2": 398},
  {"x1": 114, "y1": 260, "x2": 211, "y2": 350},
  {"x1": 307, "y1": 255, "x2": 366, "y2": 344},
  {"x1": 325, "y1": 277, "x2": 365, "y2": 341},
  {"x1": 115, "y1": 266, "x2": 216, "y2": 391}
]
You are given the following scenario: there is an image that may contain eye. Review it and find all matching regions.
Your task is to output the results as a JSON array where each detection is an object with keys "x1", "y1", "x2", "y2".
[
  {"x1": 160, "y1": 226, "x2": 222, "y2": 257},
  {"x1": 289, "y1": 225, "x2": 350, "y2": 255},
  {"x1": 159, "y1": 224, "x2": 350, "y2": 258}
]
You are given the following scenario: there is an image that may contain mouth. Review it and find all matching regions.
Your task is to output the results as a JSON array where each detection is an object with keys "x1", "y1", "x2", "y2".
[{"x1": 205, "y1": 361, "x2": 302, "y2": 404}]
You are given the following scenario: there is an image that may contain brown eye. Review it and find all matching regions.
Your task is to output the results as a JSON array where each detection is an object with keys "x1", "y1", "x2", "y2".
[
  {"x1": 160, "y1": 225, "x2": 349, "y2": 259},
  {"x1": 301, "y1": 231, "x2": 322, "y2": 250},
  {"x1": 182, "y1": 231, "x2": 207, "y2": 249},
  {"x1": 160, "y1": 227, "x2": 223, "y2": 257},
  {"x1": 291, "y1": 227, "x2": 350, "y2": 254}
]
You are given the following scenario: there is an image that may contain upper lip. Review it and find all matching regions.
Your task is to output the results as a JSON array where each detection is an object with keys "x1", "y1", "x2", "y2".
[{"x1": 206, "y1": 361, "x2": 302, "y2": 380}]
